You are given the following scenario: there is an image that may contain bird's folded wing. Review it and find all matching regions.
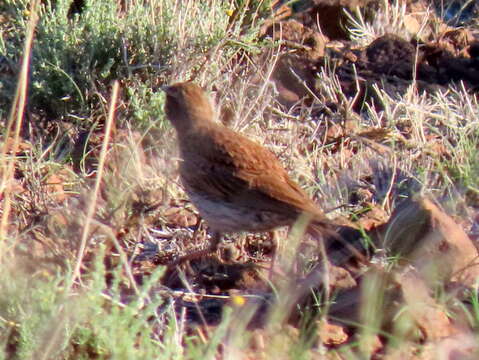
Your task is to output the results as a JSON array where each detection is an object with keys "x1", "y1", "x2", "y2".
[{"x1": 181, "y1": 124, "x2": 322, "y2": 217}]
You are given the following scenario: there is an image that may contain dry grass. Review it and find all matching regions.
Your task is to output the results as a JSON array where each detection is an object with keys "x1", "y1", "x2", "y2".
[{"x1": 1, "y1": 0, "x2": 479, "y2": 358}]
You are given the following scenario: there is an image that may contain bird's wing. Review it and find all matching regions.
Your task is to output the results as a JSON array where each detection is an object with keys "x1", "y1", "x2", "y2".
[
  {"x1": 180, "y1": 124, "x2": 322, "y2": 216},
  {"x1": 178, "y1": 127, "x2": 250, "y2": 199}
]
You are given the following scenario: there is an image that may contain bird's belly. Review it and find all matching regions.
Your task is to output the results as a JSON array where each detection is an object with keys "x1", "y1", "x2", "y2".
[{"x1": 188, "y1": 193, "x2": 293, "y2": 233}]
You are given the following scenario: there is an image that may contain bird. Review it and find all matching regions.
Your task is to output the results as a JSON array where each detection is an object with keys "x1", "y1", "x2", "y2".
[{"x1": 162, "y1": 81, "x2": 353, "y2": 264}]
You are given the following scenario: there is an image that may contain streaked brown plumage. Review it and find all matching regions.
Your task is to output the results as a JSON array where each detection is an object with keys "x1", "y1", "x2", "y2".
[{"x1": 162, "y1": 81, "x2": 337, "y2": 256}]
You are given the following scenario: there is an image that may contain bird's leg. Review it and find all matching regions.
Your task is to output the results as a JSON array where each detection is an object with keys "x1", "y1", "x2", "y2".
[
  {"x1": 170, "y1": 247, "x2": 211, "y2": 265},
  {"x1": 269, "y1": 230, "x2": 279, "y2": 280},
  {"x1": 170, "y1": 231, "x2": 223, "y2": 266},
  {"x1": 212, "y1": 232, "x2": 240, "y2": 263},
  {"x1": 210, "y1": 231, "x2": 222, "y2": 252}
]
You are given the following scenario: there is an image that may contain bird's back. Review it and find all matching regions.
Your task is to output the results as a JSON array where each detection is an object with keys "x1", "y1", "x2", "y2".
[{"x1": 178, "y1": 121, "x2": 325, "y2": 221}]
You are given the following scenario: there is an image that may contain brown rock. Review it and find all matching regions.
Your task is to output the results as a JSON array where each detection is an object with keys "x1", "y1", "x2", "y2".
[
  {"x1": 403, "y1": 14, "x2": 421, "y2": 37},
  {"x1": 355, "y1": 204, "x2": 389, "y2": 231},
  {"x1": 403, "y1": 0, "x2": 434, "y2": 41},
  {"x1": 45, "y1": 173, "x2": 66, "y2": 202},
  {"x1": 262, "y1": 19, "x2": 328, "y2": 60},
  {"x1": 271, "y1": 54, "x2": 318, "y2": 106},
  {"x1": 164, "y1": 206, "x2": 198, "y2": 227},
  {"x1": 440, "y1": 28, "x2": 475, "y2": 57},
  {"x1": 355, "y1": 333, "x2": 383, "y2": 357},
  {"x1": 426, "y1": 333, "x2": 479, "y2": 360},
  {"x1": 317, "y1": 319, "x2": 348, "y2": 346},
  {"x1": 295, "y1": 0, "x2": 374, "y2": 40},
  {"x1": 377, "y1": 197, "x2": 479, "y2": 286},
  {"x1": 394, "y1": 268, "x2": 455, "y2": 340},
  {"x1": 364, "y1": 34, "x2": 417, "y2": 79},
  {"x1": 328, "y1": 263, "x2": 357, "y2": 290},
  {"x1": 43, "y1": 167, "x2": 74, "y2": 203},
  {"x1": 3, "y1": 137, "x2": 32, "y2": 154}
]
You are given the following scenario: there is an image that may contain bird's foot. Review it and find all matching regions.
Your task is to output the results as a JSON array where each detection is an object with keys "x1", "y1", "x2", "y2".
[{"x1": 169, "y1": 246, "x2": 215, "y2": 266}]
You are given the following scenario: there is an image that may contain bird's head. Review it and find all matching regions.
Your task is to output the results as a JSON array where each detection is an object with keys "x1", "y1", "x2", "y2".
[{"x1": 162, "y1": 82, "x2": 214, "y2": 132}]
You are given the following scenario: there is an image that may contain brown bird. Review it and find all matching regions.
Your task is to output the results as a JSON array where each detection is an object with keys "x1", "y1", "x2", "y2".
[{"x1": 162, "y1": 81, "x2": 343, "y2": 262}]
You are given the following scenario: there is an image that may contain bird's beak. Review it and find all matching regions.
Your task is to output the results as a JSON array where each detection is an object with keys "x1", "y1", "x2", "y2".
[
  {"x1": 160, "y1": 85, "x2": 175, "y2": 96},
  {"x1": 160, "y1": 85, "x2": 171, "y2": 93}
]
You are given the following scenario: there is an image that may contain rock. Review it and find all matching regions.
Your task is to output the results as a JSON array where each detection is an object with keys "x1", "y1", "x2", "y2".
[
  {"x1": 355, "y1": 203, "x2": 389, "y2": 231},
  {"x1": 377, "y1": 196, "x2": 479, "y2": 287},
  {"x1": 271, "y1": 54, "x2": 318, "y2": 106},
  {"x1": 262, "y1": 19, "x2": 328, "y2": 60},
  {"x1": 317, "y1": 319, "x2": 348, "y2": 346},
  {"x1": 164, "y1": 206, "x2": 198, "y2": 227},
  {"x1": 364, "y1": 34, "x2": 417, "y2": 79},
  {"x1": 425, "y1": 333, "x2": 479, "y2": 360},
  {"x1": 44, "y1": 173, "x2": 67, "y2": 202},
  {"x1": 329, "y1": 263, "x2": 358, "y2": 290},
  {"x1": 354, "y1": 333, "x2": 383, "y2": 357},
  {"x1": 393, "y1": 268, "x2": 455, "y2": 340},
  {"x1": 294, "y1": 0, "x2": 375, "y2": 40},
  {"x1": 403, "y1": 14, "x2": 421, "y2": 37}
]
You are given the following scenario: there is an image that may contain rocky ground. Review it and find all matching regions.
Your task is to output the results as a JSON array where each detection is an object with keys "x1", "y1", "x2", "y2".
[
  {"x1": 126, "y1": 1, "x2": 479, "y2": 357},
  {"x1": 2, "y1": 0, "x2": 479, "y2": 358}
]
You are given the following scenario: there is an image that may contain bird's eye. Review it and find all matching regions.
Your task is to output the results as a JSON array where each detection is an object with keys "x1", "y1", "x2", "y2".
[{"x1": 162, "y1": 85, "x2": 180, "y2": 98}]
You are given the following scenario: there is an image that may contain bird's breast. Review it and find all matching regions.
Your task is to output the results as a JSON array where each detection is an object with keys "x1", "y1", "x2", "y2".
[{"x1": 187, "y1": 192, "x2": 294, "y2": 232}]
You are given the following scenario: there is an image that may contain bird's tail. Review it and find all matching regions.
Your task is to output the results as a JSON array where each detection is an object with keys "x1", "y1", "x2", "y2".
[{"x1": 307, "y1": 218, "x2": 369, "y2": 266}]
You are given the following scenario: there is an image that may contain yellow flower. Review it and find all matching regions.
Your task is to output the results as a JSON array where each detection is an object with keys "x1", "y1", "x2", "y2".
[{"x1": 231, "y1": 294, "x2": 246, "y2": 307}]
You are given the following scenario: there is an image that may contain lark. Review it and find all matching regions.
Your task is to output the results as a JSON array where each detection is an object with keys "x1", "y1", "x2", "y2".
[{"x1": 163, "y1": 82, "x2": 340, "y2": 262}]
